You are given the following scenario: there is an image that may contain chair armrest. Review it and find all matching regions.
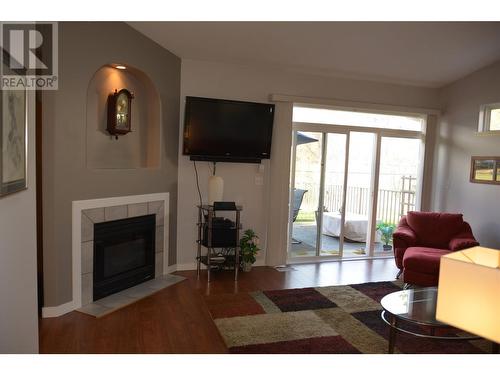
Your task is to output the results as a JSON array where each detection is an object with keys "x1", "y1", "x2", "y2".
[
  {"x1": 449, "y1": 237, "x2": 479, "y2": 252},
  {"x1": 392, "y1": 216, "x2": 417, "y2": 270},
  {"x1": 393, "y1": 226, "x2": 417, "y2": 248},
  {"x1": 449, "y1": 222, "x2": 479, "y2": 251}
]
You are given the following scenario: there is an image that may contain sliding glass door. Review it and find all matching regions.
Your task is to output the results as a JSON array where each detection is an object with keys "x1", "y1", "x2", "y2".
[
  {"x1": 342, "y1": 132, "x2": 376, "y2": 257},
  {"x1": 320, "y1": 133, "x2": 347, "y2": 257},
  {"x1": 374, "y1": 136, "x2": 422, "y2": 256},
  {"x1": 290, "y1": 132, "x2": 323, "y2": 258},
  {"x1": 289, "y1": 107, "x2": 425, "y2": 262},
  {"x1": 291, "y1": 130, "x2": 350, "y2": 259}
]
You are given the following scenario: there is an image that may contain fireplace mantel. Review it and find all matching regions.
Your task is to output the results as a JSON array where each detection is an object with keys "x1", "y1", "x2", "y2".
[{"x1": 41, "y1": 193, "x2": 170, "y2": 317}]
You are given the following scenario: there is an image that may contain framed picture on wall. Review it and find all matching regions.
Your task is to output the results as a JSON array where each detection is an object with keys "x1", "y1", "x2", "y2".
[
  {"x1": 0, "y1": 86, "x2": 27, "y2": 197},
  {"x1": 470, "y1": 156, "x2": 500, "y2": 184}
]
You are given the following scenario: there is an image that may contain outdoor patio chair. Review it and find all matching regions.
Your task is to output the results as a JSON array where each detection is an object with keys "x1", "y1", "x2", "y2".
[{"x1": 291, "y1": 188, "x2": 308, "y2": 244}]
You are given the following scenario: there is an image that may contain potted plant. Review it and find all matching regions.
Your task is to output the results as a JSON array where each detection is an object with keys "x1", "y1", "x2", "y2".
[
  {"x1": 376, "y1": 222, "x2": 396, "y2": 251},
  {"x1": 240, "y1": 229, "x2": 260, "y2": 272}
]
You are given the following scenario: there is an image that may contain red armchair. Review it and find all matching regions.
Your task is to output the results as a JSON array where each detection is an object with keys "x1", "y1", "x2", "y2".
[{"x1": 393, "y1": 211, "x2": 479, "y2": 286}]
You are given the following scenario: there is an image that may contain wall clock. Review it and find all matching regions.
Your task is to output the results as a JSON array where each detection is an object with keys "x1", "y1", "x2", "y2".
[{"x1": 107, "y1": 88, "x2": 134, "y2": 139}]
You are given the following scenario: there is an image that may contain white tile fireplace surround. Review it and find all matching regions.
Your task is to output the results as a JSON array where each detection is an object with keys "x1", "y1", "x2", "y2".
[{"x1": 42, "y1": 193, "x2": 170, "y2": 318}]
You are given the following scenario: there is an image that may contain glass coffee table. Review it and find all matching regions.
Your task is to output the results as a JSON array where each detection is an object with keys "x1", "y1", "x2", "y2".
[{"x1": 380, "y1": 287, "x2": 496, "y2": 354}]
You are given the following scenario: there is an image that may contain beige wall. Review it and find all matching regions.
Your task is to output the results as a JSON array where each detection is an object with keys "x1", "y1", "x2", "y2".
[
  {"x1": 0, "y1": 91, "x2": 38, "y2": 353},
  {"x1": 433, "y1": 60, "x2": 500, "y2": 248},
  {"x1": 42, "y1": 22, "x2": 181, "y2": 307},
  {"x1": 177, "y1": 59, "x2": 441, "y2": 267}
]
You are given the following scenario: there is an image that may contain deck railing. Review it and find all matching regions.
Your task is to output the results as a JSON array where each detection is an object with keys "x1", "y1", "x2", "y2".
[{"x1": 298, "y1": 177, "x2": 416, "y2": 225}]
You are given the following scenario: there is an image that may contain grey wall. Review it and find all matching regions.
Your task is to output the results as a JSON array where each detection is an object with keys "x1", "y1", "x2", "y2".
[
  {"x1": 42, "y1": 22, "x2": 181, "y2": 307},
  {"x1": 433, "y1": 60, "x2": 500, "y2": 248},
  {"x1": 0, "y1": 91, "x2": 38, "y2": 353},
  {"x1": 86, "y1": 66, "x2": 161, "y2": 169}
]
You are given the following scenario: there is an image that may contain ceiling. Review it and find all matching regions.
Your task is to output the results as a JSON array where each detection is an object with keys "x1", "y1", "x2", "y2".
[{"x1": 129, "y1": 22, "x2": 500, "y2": 88}]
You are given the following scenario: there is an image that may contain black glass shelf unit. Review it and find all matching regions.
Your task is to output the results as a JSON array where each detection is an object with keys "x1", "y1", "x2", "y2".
[{"x1": 196, "y1": 204, "x2": 242, "y2": 282}]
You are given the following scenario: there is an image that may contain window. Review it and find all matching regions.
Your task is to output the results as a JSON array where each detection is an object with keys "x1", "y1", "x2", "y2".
[
  {"x1": 478, "y1": 104, "x2": 500, "y2": 132},
  {"x1": 293, "y1": 106, "x2": 424, "y2": 131},
  {"x1": 490, "y1": 109, "x2": 500, "y2": 131}
]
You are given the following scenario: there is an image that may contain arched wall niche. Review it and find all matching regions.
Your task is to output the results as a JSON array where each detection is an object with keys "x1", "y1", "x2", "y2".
[{"x1": 86, "y1": 64, "x2": 161, "y2": 169}]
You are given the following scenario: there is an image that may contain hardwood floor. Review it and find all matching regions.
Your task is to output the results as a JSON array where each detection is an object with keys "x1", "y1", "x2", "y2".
[{"x1": 39, "y1": 258, "x2": 398, "y2": 353}]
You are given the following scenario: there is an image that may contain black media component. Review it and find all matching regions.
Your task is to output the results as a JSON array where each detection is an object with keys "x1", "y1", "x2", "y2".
[
  {"x1": 202, "y1": 217, "x2": 237, "y2": 248},
  {"x1": 213, "y1": 201, "x2": 237, "y2": 211}
]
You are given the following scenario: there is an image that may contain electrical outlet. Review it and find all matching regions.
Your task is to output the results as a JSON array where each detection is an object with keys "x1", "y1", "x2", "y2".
[{"x1": 255, "y1": 175, "x2": 264, "y2": 186}]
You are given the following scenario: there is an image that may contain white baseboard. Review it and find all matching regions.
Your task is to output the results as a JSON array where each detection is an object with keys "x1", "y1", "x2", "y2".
[
  {"x1": 42, "y1": 260, "x2": 268, "y2": 317},
  {"x1": 165, "y1": 264, "x2": 177, "y2": 274},
  {"x1": 42, "y1": 300, "x2": 76, "y2": 318},
  {"x1": 176, "y1": 262, "x2": 199, "y2": 271},
  {"x1": 254, "y1": 259, "x2": 266, "y2": 267}
]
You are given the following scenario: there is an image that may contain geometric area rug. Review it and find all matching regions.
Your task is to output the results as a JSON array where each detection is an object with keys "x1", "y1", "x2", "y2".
[{"x1": 206, "y1": 281, "x2": 489, "y2": 354}]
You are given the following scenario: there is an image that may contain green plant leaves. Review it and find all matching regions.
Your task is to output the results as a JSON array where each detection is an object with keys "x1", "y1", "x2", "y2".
[
  {"x1": 376, "y1": 222, "x2": 396, "y2": 245},
  {"x1": 240, "y1": 229, "x2": 260, "y2": 264}
]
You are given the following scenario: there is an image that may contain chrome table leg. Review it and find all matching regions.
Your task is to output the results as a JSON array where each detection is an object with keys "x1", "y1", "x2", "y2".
[{"x1": 388, "y1": 314, "x2": 397, "y2": 354}]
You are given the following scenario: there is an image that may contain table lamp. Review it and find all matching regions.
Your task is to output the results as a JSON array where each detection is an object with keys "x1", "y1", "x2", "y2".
[{"x1": 436, "y1": 246, "x2": 500, "y2": 344}]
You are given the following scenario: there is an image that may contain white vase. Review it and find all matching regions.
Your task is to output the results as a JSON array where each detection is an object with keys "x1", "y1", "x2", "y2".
[{"x1": 208, "y1": 175, "x2": 224, "y2": 205}]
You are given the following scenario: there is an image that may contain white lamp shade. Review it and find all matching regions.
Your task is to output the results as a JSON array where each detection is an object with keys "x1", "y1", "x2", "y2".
[
  {"x1": 436, "y1": 246, "x2": 500, "y2": 343},
  {"x1": 208, "y1": 175, "x2": 224, "y2": 205}
]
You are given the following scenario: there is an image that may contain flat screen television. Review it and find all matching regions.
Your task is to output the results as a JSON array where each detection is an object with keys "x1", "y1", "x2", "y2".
[{"x1": 183, "y1": 96, "x2": 275, "y2": 163}]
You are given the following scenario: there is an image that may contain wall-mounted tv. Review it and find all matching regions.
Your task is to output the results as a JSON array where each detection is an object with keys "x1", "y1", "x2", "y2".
[{"x1": 183, "y1": 96, "x2": 275, "y2": 163}]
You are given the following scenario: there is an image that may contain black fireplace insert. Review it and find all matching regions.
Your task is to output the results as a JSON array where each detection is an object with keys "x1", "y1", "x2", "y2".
[{"x1": 93, "y1": 214, "x2": 156, "y2": 301}]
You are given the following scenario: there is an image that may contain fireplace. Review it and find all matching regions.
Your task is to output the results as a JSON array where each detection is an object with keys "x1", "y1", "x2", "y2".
[{"x1": 93, "y1": 214, "x2": 156, "y2": 301}]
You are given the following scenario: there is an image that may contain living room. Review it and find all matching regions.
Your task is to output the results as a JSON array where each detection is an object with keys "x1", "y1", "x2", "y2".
[{"x1": 1, "y1": 2, "x2": 499, "y2": 373}]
